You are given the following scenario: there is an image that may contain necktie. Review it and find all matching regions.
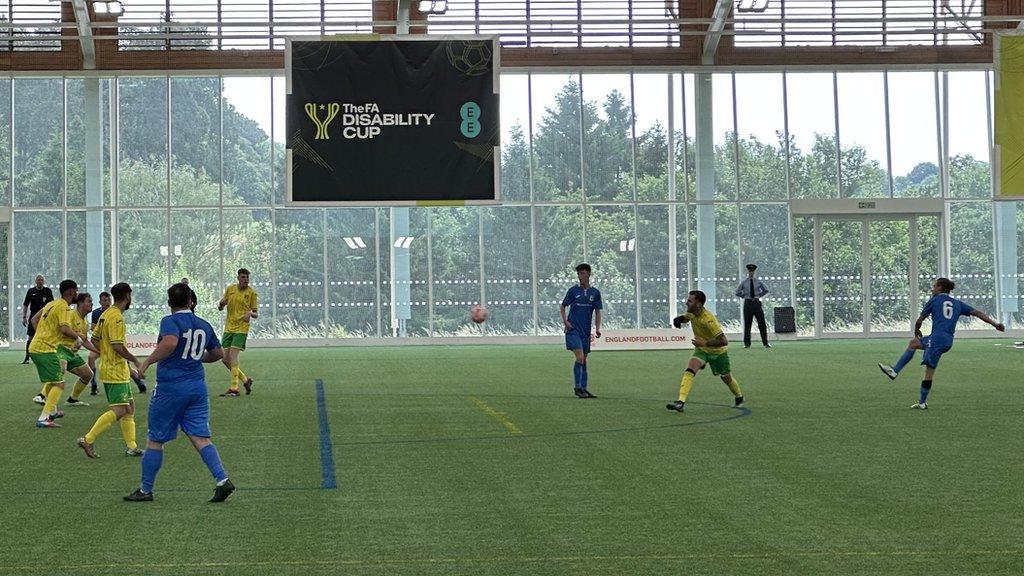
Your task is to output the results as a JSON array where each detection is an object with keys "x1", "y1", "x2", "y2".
[{"x1": 750, "y1": 278, "x2": 756, "y2": 300}]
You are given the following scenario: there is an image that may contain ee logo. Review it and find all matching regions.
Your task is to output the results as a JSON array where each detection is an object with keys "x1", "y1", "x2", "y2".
[{"x1": 460, "y1": 102, "x2": 481, "y2": 138}]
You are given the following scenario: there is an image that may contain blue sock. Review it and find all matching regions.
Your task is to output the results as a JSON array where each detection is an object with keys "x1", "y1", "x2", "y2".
[
  {"x1": 573, "y1": 362, "x2": 584, "y2": 389},
  {"x1": 893, "y1": 349, "x2": 916, "y2": 373},
  {"x1": 581, "y1": 363, "x2": 588, "y2": 389},
  {"x1": 199, "y1": 444, "x2": 229, "y2": 484},
  {"x1": 140, "y1": 448, "x2": 163, "y2": 493},
  {"x1": 920, "y1": 380, "x2": 932, "y2": 404}
]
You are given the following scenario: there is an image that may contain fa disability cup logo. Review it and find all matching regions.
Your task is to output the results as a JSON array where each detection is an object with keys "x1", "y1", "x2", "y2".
[{"x1": 305, "y1": 103, "x2": 340, "y2": 140}]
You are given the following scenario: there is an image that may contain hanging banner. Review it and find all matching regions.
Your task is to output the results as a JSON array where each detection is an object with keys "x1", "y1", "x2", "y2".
[
  {"x1": 995, "y1": 32, "x2": 1024, "y2": 199},
  {"x1": 286, "y1": 36, "x2": 500, "y2": 205}
]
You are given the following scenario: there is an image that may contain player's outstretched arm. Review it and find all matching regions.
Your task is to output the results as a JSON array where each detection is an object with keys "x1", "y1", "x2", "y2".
[
  {"x1": 970, "y1": 309, "x2": 1005, "y2": 331},
  {"x1": 202, "y1": 346, "x2": 224, "y2": 363},
  {"x1": 138, "y1": 335, "x2": 178, "y2": 376},
  {"x1": 672, "y1": 314, "x2": 689, "y2": 328}
]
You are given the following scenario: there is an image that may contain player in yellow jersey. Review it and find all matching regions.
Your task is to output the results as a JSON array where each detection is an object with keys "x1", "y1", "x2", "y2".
[
  {"x1": 77, "y1": 283, "x2": 144, "y2": 458},
  {"x1": 85, "y1": 291, "x2": 147, "y2": 397},
  {"x1": 218, "y1": 268, "x2": 258, "y2": 397},
  {"x1": 62, "y1": 293, "x2": 102, "y2": 407},
  {"x1": 666, "y1": 290, "x2": 745, "y2": 412},
  {"x1": 28, "y1": 280, "x2": 88, "y2": 428}
]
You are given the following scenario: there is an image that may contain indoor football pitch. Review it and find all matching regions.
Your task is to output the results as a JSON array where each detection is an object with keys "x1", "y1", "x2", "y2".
[{"x1": 0, "y1": 340, "x2": 1021, "y2": 576}]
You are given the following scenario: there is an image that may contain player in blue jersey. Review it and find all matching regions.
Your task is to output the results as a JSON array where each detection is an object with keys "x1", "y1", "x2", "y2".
[
  {"x1": 124, "y1": 283, "x2": 235, "y2": 503},
  {"x1": 878, "y1": 277, "x2": 1004, "y2": 409},
  {"x1": 560, "y1": 263, "x2": 602, "y2": 399}
]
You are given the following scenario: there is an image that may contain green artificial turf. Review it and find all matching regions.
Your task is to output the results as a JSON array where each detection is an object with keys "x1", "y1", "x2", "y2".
[{"x1": 0, "y1": 340, "x2": 1021, "y2": 575}]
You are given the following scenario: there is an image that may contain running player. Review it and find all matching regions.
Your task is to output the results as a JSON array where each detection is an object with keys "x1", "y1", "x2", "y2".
[
  {"x1": 218, "y1": 268, "x2": 257, "y2": 397},
  {"x1": 878, "y1": 277, "x2": 1004, "y2": 409},
  {"x1": 666, "y1": 290, "x2": 745, "y2": 412},
  {"x1": 28, "y1": 279, "x2": 83, "y2": 428},
  {"x1": 77, "y1": 283, "x2": 144, "y2": 457}
]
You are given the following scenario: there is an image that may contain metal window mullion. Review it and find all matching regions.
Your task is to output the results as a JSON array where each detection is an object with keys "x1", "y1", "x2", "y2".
[
  {"x1": 165, "y1": 76, "x2": 172, "y2": 283},
  {"x1": 667, "y1": 74, "x2": 677, "y2": 321},
  {"x1": 630, "y1": 73, "x2": 641, "y2": 327},
  {"x1": 936, "y1": 71, "x2": 947, "y2": 197},
  {"x1": 268, "y1": 78, "x2": 277, "y2": 337},
  {"x1": 783, "y1": 73, "x2": 797, "y2": 307},
  {"x1": 478, "y1": 209, "x2": 485, "y2": 311},
  {"x1": 527, "y1": 75, "x2": 538, "y2": 334},
  {"x1": 322, "y1": 208, "x2": 329, "y2": 337},
  {"x1": 681, "y1": 75, "x2": 693, "y2": 293},
  {"x1": 427, "y1": 209, "x2": 434, "y2": 336},
  {"x1": 374, "y1": 208, "x2": 382, "y2": 338},
  {"x1": 61, "y1": 78, "x2": 67, "y2": 277},
  {"x1": 110, "y1": 79, "x2": 119, "y2": 283},
  {"x1": 909, "y1": 216, "x2": 919, "y2": 319},
  {"x1": 883, "y1": 71, "x2": 894, "y2": 197},
  {"x1": 813, "y1": 215, "x2": 823, "y2": 337},
  {"x1": 861, "y1": 219, "x2": 869, "y2": 333},
  {"x1": 218, "y1": 76, "x2": 225, "y2": 304},
  {"x1": 578, "y1": 73, "x2": 587, "y2": 261},
  {"x1": 833, "y1": 72, "x2": 841, "y2": 198}
]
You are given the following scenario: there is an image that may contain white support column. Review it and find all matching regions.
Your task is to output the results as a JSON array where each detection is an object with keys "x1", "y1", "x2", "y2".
[
  {"x1": 694, "y1": 73, "x2": 717, "y2": 313},
  {"x1": 84, "y1": 78, "x2": 105, "y2": 293},
  {"x1": 813, "y1": 216, "x2": 823, "y2": 337}
]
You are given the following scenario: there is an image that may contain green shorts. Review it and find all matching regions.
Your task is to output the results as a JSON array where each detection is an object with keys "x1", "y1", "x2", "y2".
[
  {"x1": 693, "y1": 349, "x2": 732, "y2": 376},
  {"x1": 222, "y1": 332, "x2": 248, "y2": 350},
  {"x1": 57, "y1": 346, "x2": 86, "y2": 371},
  {"x1": 30, "y1": 352, "x2": 64, "y2": 384},
  {"x1": 104, "y1": 382, "x2": 133, "y2": 406}
]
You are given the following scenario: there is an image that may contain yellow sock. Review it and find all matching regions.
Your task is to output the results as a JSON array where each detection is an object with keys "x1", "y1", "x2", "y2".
[
  {"x1": 678, "y1": 371, "x2": 695, "y2": 402},
  {"x1": 119, "y1": 415, "x2": 137, "y2": 450},
  {"x1": 237, "y1": 364, "x2": 248, "y2": 384},
  {"x1": 85, "y1": 410, "x2": 118, "y2": 444},
  {"x1": 40, "y1": 383, "x2": 52, "y2": 396},
  {"x1": 725, "y1": 376, "x2": 743, "y2": 398},
  {"x1": 70, "y1": 378, "x2": 89, "y2": 400},
  {"x1": 230, "y1": 364, "x2": 240, "y2": 391},
  {"x1": 43, "y1": 385, "x2": 63, "y2": 415}
]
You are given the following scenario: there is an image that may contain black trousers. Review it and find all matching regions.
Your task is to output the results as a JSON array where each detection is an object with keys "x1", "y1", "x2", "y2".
[{"x1": 743, "y1": 299, "x2": 768, "y2": 347}]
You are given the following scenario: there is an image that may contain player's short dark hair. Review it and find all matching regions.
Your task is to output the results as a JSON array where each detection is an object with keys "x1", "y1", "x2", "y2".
[
  {"x1": 575, "y1": 263, "x2": 591, "y2": 273},
  {"x1": 99, "y1": 291, "x2": 111, "y2": 299},
  {"x1": 237, "y1": 268, "x2": 250, "y2": 276},
  {"x1": 935, "y1": 277, "x2": 955, "y2": 293},
  {"x1": 689, "y1": 290, "x2": 707, "y2": 305},
  {"x1": 168, "y1": 283, "x2": 191, "y2": 309},
  {"x1": 75, "y1": 292, "x2": 91, "y2": 305},
  {"x1": 110, "y1": 282, "x2": 132, "y2": 302},
  {"x1": 58, "y1": 279, "x2": 78, "y2": 295}
]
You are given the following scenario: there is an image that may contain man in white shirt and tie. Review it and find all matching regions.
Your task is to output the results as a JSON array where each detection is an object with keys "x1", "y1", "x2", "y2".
[{"x1": 736, "y1": 263, "x2": 771, "y2": 348}]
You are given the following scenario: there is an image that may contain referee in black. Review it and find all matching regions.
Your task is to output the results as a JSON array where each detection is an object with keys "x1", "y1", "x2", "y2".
[
  {"x1": 22, "y1": 275, "x2": 54, "y2": 363},
  {"x1": 735, "y1": 264, "x2": 771, "y2": 348}
]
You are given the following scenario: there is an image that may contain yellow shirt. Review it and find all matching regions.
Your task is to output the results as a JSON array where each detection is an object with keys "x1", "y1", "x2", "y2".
[
  {"x1": 96, "y1": 306, "x2": 129, "y2": 383},
  {"x1": 223, "y1": 284, "x2": 258, "y2": 334},
  {"x1": 59, "y1": 311, "x2": 88, "y2": 350},
  {"x1": 685, "y1": 308, "x2": 728, "y2": 356},
  {"x1": 28, "y1": 299, "x2": 71, "y2": 354}
]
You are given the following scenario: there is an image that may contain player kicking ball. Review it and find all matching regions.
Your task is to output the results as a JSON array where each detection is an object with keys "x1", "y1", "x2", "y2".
[
  {"x1": 878, "y1": 277, "x2": 1004, "y2": 409},
  {"x1": 124, "y1": 283, "x2": 235, "y2": 503},
  {"x1": 666, "y1": 290, "x2": 744, "y2": 412}
]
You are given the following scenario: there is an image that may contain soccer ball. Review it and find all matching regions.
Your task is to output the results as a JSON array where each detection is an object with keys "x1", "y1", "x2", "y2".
[
  {"x1": 469, "y1": 305, "x2": 489, "y2": 324},
  {"x1": 446, "y1": 41, "x2": 493, "y2": 77}
]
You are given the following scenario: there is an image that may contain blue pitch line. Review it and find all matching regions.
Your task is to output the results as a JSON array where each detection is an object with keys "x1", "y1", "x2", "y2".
[{"x1": 315, "y1": 378, "x2": 338, "y2": 490}]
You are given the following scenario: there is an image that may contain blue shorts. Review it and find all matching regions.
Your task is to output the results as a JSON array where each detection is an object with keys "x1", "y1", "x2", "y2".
[
  {"x1": 147, "y1": 388, "x2": 212, "y2": 443},
  {"x1": 565, "y1": 331, "x2": 590, "y2": 354},
  {"x1": 920, "y1": 335, "x2": 952, "y2": 369}
]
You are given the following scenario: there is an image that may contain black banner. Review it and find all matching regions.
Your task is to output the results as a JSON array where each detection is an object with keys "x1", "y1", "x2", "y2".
[{"x1": 287, "y1": 38, "x2": 500, "y2": 204}]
